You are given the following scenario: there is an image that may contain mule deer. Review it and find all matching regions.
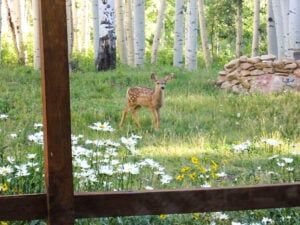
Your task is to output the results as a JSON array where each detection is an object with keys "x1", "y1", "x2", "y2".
[{"x1": 119, "y1": 72, "x2": 174, "y2": 129}]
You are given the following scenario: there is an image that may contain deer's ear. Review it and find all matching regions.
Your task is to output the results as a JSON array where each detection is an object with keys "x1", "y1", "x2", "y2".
[
  {"x1": 165, "y1": 73, "x2": 174, "y2": 82},
  {"x1": 151, "y1": 73, "x2": 157, "y2": 81}
]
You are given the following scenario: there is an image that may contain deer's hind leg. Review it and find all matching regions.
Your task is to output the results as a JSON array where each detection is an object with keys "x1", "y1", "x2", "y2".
[
  {"x1": 120, "y1": 105, "x2": 131, "y2": 128},
  {"x1": 132, "y1": 106, "x2": 141, "y2": 127},
  {"x1": 151, "y1": 108, "x2": 160, "y2": 129}
]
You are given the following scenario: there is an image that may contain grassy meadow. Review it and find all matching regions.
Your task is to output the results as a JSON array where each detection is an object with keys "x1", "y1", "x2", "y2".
[{"x1": 0, "y1": 64, "x2": 299, "y2": 224}]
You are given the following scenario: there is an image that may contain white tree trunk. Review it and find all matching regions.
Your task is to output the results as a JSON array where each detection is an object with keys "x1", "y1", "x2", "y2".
[
  {"x1": 82, "y1": 0, "x2": 90, "y2": 56},
  {"x1": 72, "y1": 1, "x2": 89, "y2": 55},
  {"x1": 32, "y1": 0, "x2": 40, "y2": 70},
  {"x1": 92, "y1": 0, "x2": 99, "y2": 60},
  {"x1": 96, "y1": 0, "x2": 116, "y2": 70},
  {"x1": 20, "y1": 0, "x2": 27, "y2": 63},
  {"x1": 235, "y1": 0, "x2": 243, "y2": 58},
  {"x1": 7, "y1": 0, "x2": 26, "y2": 64},
  {"x1": 115, "y1": 0, "x2": 127, "y2": 64},
  {"x1": 18, "y1": 0, "x2": 25, "y2": 62},
  {"x1": 66, "y1": 0, "x2": 73, "y2": 70},
  {"x1": 125, "y1": 0, "x2": 135, "y2": 66},
  {"x1": 134, "y1": 0, "x2": 145, "y2": 66},
  {"x1": 185, "y1": 0, "x2": 198, "y2": 71},
  {"x1": 280, "y1": 0, "x2": 290, "y2": 57},
  {"x1": 151, "y1": 0, "x2": 167, "y2": 64},
  {"x1": 288, "y1": 0, "x2": 300, "y2": 58},
  {"x1": 72, "y1": 0, "x2": 79, "y2": 52},
  {"x1": 267, "y1": 0, "x2": 277, "y2": 56},
  {"x1": 251, "y1": 0, "x2": 260, "y2": 57},
  {"x1": 197, "y1": 0, "x2": 211, "y2": 68},
  {"x1": 173, "y1": 0, "x2": 184, "y2": 67},
  {"x1": 272, "y1": 0, "x2": 285, "y2": 58}
]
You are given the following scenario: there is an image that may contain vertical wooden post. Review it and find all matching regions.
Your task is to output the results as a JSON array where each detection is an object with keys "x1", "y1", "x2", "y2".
[{"x1": 39, "y1": 1, "x2": 74, "y2": 224}]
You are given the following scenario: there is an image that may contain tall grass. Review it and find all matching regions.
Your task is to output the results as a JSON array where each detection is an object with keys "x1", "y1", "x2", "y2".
[{"x1": 0, "y1": 65, "x2": 299, "y2": 224}]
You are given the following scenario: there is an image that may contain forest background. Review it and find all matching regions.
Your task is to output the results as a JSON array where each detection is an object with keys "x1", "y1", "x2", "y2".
[{"x1": 0, "y1": 0, "x2": 270, "y2": 70}]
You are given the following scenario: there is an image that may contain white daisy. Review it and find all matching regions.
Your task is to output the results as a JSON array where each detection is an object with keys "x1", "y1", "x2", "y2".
[
  {"x1": 89, "y1": 121, "x2": 115, "y2": 132},
  {"x1": 118, "y1": 163, "x2": 140, "y2": 175},
  {"x1": 160, "y1": 174, "x2": 173, "y2": 184},
  {"x1": 0, "y1": 114, "x2": 8, "y2": 120},
  {"x1": 0, "y1": 166, "x2": 14, "y2": 176},
  {"x1": 281, "y1": 157, "x2": 293, "y2": 163}
]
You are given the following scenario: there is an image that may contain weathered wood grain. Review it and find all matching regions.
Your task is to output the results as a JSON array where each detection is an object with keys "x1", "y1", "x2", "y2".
[
  {"x1": 39, "y1": 0, "x2": 75, "y2": 224},
  {"x1": 0, "y1": 194, "x2": 46, "y2": 220},
  {"x1": 0, "y1": 183, "x2": 299, "y2": 221},
  {"x1": 74, "y1": 183, "x2": 300, "y2": 218}
]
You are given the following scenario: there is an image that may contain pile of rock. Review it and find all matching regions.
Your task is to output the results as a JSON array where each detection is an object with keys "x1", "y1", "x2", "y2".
[{"x1": 216, "y1": 55, "x2": 300, "y2": 93}]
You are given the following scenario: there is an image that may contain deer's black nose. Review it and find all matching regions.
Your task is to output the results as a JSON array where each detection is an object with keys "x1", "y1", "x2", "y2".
[{"x1": 161, "y1": 86, "x2": 165, "y2": 90}]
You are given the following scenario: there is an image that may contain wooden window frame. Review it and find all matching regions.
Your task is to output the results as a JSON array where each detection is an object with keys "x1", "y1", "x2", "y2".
[{"x1": 0, "y1": 1, "x2": 299, "y2": 224}]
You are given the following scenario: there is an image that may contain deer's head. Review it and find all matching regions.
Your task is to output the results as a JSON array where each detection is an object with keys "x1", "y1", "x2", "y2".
[{"x1": 151, "y1": 73, "x2": 174, "y2": 90}]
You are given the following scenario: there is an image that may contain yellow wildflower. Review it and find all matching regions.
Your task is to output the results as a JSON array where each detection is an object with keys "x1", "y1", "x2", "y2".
[
  {"x1": 222, "y1": 159, "x2": 228, "y2": 164},
  {"x1": 1, "y1": 222, "x2": 8, "y2": 225},
  {"x1": 176, "y1": 174, "x2": 184, "y2": 181},
  {"x1": 189, "y1": 172, "x2": 197, "y2": 180},
  {"x1": 199, "y1": 166, "x2": 206, "y2": 173},
  {"x1": 0, "y1": 184, "x2": 8, "y2": 192},
  {"x1": 211, "y1": 160, "x2": 218, "y2": 171},
  {"x1": 192, "y1": 213, "x2": 200, "y2": 220},
  {"x1": 181, "y1": 167, "x2": 190, "y2": 173},
  {"x1": 159, "y1": 214, "x2": 167, "y2": 220},
  {"x1": 255, "y1": 176, "x2": 261, "y2": 182},
  {"x1": 212, "y1": 173, "x2": 218, "y2": 179},
  {"x1": 191, "y1": 157, "x2": 199, "y2": 164}
]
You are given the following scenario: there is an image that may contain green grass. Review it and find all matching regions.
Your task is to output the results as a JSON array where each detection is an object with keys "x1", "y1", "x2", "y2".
[{"x1": 0, "y1": 64, "x2": 299, "y2": 224}]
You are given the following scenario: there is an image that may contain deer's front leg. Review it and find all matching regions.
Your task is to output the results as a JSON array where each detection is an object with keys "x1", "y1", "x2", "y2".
[
  {"x1": 151, "y1": 108, "x2": 160, "y2": 129},
  {"x1": 119, "y1": 106, "x2": 130, "y2": 127}
]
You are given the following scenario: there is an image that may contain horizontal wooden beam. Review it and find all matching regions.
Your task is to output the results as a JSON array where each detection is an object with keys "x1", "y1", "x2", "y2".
[
  {"x1": 75, "y1": 183, "x2": 300, "y2": 218},
  {"x1": 0, "y1": 183, "x2": 299, "y2": 221},
  {"x1": 0, "y1": 194, "x2": 47, "y2": 220}
]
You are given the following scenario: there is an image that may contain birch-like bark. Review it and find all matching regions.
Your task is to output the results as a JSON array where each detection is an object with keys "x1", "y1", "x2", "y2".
[
  {"x1": 125, "y1": 0, "x2": 135, "y2": 66},
  {"x1": 6, "y1": 0, "x2": 26, "y2": 65},
  {"x1": 197, "y1": 0, "x2": 211, "y2": 68},
  {"x1": 185, "y1": 0, "x2": 198, "y2": 71},
  {"x1": 92, "y1": 0, "x2": 99, "y2": 60},
  {"x1": 32, "y1": 0, "x2": 40, "y2": 70},
  {"x1": 20, "y1": 0, "x2": 27, "y2": 63},
  {"x1": 288, "y1": 0, "x2": 300, "y2": 58},
  {"x1": 72, "y1": 0, "x2": 79, "y2": 52},
  {"x1": 267, "y1": 0, "x2": 277, "y2": 56},
  {"x1": 96, "y1": 0, "x2": 116, "y2": 70},
  {"x1": 115, "y1": 0, "x2": 127, "y2": 64},
  {"x1": 173, "y1": 0, "x2": 184, "y2": 67},
  {"x1": 82, "y1": 0, "x2": 89, "y2": 56},
  {"x1": 251, "y1": 0, "x2": 260, "y2": 57},
  {"x1": 280, "y1": 0, "x2": 289, "y2": 57},
  {"x1": 134, "y1": 0, "x2": 145, "y2": 66},
  {"x1": 235, "y1": 0, "x2": 243, "y2": 58},
  {"x1": 272, "y1": 0, "x2": 284, "y2": 59},
  {"x1": 18, "y1": 0, "x2": 26, "y2": 64},
  {"x1": 151, "y1": 0, "x2": 166, "y2": 64},
  {"x1": 66, "y1": 0, "x2": 73, "y2": 70}
]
